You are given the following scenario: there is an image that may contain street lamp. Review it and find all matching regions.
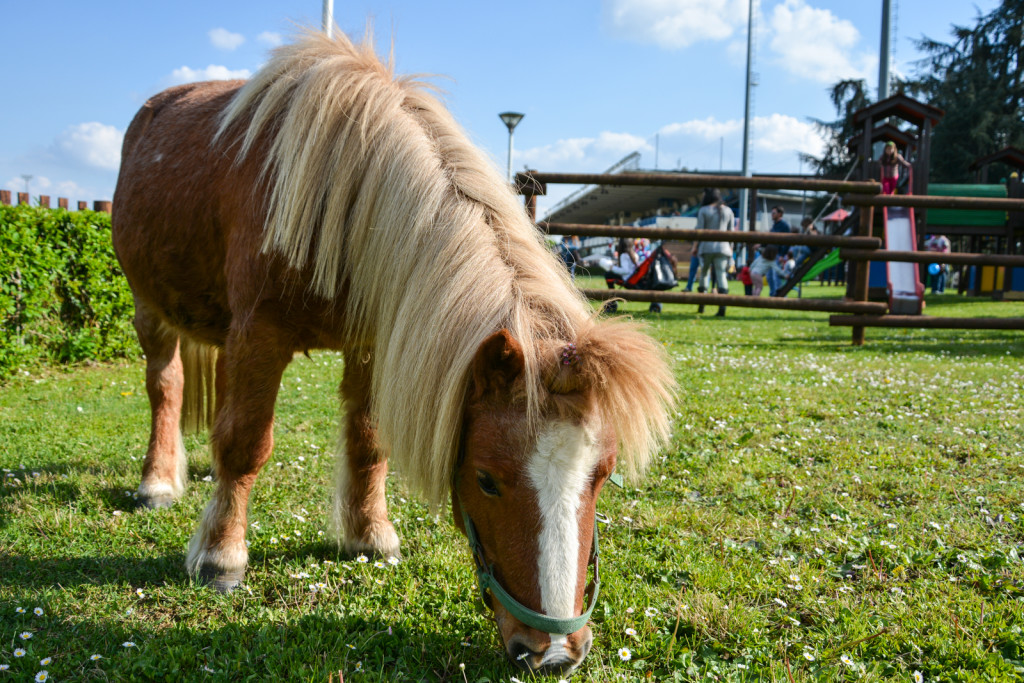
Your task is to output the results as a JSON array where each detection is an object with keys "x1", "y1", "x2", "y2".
[
  {"x1": 20, "y1": 174, "x2": 32, "y2": 203},
  {"x1": 498, "y1": 112, "x2": 524, "y2": 183}
]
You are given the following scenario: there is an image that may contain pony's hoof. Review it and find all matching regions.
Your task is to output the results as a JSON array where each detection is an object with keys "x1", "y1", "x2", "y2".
[
  {"x1": 196, "y1": 564, "x2": 245, "y2": 593},
  {"x1": 137, "y1": 493, "x2": 176, "y2": 509}
]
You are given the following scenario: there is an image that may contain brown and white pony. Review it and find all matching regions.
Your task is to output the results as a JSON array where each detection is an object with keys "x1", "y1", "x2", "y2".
[{"x1": 112, "y1": 30, "x2": 674, "y2": 674}]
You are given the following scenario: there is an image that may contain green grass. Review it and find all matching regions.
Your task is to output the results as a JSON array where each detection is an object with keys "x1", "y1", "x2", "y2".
[{"x1": 1, "y1": 285, "x2": 1023, "y2": 681}]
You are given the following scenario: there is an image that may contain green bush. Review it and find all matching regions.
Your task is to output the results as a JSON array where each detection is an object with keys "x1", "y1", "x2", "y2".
[{"x1": 0, "y1": 205, "x2": 137, "y2": 379}]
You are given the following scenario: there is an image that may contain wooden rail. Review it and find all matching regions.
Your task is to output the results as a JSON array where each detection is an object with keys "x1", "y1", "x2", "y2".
[
  {"x1": 831, "y1": 315, "x2": 1024, "y2": 330},
  {"x1": 842, "y1": 193, "x2": 1024, "y2": 210},
  {"x1": 519, "y1": 171, "x2": 881, "y2": 195},
  {"x1": 839, "y1": 249, "x2": 1024, "y2": 266},
  {"x1": 585, "y1": 289, "x2": 887, "y2": 314},
  {"x1": 540, "y1": 222, "x2": 883, "y2": 249}
]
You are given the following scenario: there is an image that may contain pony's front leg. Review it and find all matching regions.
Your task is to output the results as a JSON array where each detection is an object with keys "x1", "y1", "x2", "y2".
[
  {"x1": 332, "y1": 354, "x2": 400, "y2": 558},
  {"x1": 186, "y1": 324, "x2": 291, "y2": 592}
]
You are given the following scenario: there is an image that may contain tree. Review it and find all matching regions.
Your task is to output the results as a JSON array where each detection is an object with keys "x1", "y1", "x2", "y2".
[
  {"x1": 911, "y1": 0, "x2": 1024, "y2": 182},
  {"x1": 801, "y1": 79, "x2": 870, "y2": 179}
]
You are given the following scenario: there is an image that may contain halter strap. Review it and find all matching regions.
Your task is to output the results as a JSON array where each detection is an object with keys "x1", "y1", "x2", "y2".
[{"x1": 460, "y1": 504, "x2": 600, "y2": 635}]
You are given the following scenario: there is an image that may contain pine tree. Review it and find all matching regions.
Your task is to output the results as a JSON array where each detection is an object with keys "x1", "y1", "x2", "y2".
[
  {"x1": 911, "y1": 0, "x2": 1024, "y2": 182},
  {"x1": 802, "y1": 79, "x2": 869, "y2": 178}
]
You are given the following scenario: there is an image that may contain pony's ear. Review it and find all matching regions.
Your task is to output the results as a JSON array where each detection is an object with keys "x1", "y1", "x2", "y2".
[{"x1": 471, "y1": 329, "x2": 525, "y2": 399}]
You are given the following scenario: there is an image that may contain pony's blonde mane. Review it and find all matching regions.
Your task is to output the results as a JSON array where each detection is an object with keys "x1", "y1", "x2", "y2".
[{"x1": 218, "y1": 30, "x2": 674, "y2": 505}]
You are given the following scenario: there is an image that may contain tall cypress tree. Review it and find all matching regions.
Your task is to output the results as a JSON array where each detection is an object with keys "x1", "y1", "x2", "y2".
[
  {"x1": 911, "y1": 0, "x2": 1024, "y2": 182},
  {"x1": 802, "y1": 79, "x2": 870, "y2": 178}
]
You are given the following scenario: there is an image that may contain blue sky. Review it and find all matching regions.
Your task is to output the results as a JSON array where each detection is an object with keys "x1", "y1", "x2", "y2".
[{"x1": 0, "y1": 0, "x2": 1000, "y2": 216}]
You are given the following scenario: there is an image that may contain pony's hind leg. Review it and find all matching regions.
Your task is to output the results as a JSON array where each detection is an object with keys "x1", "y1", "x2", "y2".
[
  {"x1": 133, "y1": 300, "x2": 188, "y2": 508},
  {"x1": 186, "y1": 319, "x2": 291, "y2": 591},
  {"x1": 331, "y1": 353, "x2": 400, "y2": 558}
]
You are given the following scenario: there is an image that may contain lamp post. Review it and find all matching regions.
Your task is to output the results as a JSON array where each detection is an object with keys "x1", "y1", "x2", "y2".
[
  {"x1": 322, "y1": 0, "x2": 334, "y2": 38},
  {"x1": 20, "y1": 174, "x2": 32, "y2": 203},
  {"x1": 498, "y1": 112, "x2": 524, "y2": 183}
]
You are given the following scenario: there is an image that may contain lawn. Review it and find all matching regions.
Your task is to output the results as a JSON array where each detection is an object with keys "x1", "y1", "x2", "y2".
[{"x1": 1, "y1": 285, "x2": 1022, "y2": 681}]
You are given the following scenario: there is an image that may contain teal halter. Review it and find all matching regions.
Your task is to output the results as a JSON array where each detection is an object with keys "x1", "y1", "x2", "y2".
[{"x1": 459, "y1": 502, "x2": 601, "y2": 635}]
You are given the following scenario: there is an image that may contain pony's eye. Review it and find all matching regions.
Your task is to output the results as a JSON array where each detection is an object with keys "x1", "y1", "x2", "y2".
[{"x1": 476, "y1": 471, "x2": 499, "y2": 497}]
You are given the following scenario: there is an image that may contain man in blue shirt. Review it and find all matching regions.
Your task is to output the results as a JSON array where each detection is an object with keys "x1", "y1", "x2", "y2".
[{"x1": 768, "y1": 206, "x2": 790, "y2": 295}]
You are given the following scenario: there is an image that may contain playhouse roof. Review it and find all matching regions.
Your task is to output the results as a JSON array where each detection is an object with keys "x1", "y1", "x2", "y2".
[
  {"x1": 852, "y1": 93, "x2": 945, "y2": 129},
  {"x1": 968, "y1": 147, "x2": 1024, "y2": 172},
  {"x1": 847, "y1": 123, "x2": 917, "y2": 154}
]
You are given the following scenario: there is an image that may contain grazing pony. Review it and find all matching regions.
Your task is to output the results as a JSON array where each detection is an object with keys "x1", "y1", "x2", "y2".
[{"x1": 112, "y1": 30, "x2": 674, "y2": 674}]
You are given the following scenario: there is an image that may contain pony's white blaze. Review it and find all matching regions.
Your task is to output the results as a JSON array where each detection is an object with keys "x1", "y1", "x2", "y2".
[{"x1": 526, "y1": 420, "x2": 602, "y2": 632}]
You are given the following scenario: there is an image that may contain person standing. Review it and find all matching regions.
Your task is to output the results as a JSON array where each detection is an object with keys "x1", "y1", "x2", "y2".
[
  {"x1": 880, "y1": 141, "x2": 911, "y2": 195},
  {"x1": 925, "y1": 234, "x2": 952, "y2": 293},
  {"x1": 768, "y1": 205, "x2": 790, "y2": 294},
  {"x1": 694, "y1": 188, "x2": 734, "y2": 316}
]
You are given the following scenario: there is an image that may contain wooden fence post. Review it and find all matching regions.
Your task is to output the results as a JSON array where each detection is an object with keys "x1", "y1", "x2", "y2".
[
  {"x1": 39, "y1": 195, "x2": 50, "y2": 208},
  {"x1": 93, "y1": 200, "x2": 112, "y2": 213},
  {"x1": 58, "y1": 197, "x2": 69, "y2": 209},
  {"x1": 77, "y1": 201, "x2": 88, "y2": 211},
  {"x1": 0, "y1": 190, "x2": 10, "y2": 205},
  {"x1": 851, "y1": 206, "x2": 875, "y2": 346},
  {"x1": 17, "y1": 192, "x2": 29, "y2": 205}
]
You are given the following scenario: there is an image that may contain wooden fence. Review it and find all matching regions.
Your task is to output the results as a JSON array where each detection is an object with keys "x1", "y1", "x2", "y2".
[
  {"x1": 0, "y1": 189, "x2": 111, "y2": 212},
  {"x1": 517, "y1": 170, "x2": 1024, "y2": 345}
]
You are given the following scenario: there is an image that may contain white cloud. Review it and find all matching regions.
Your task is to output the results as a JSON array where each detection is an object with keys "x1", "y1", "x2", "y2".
[
  {"x1": 768, "y1": 0, "x2": 874, "y2": 83},
  {"x1": 257, "y1": 31, "x2": 284, "y2": 47},
  {"x1": 752, "y1": 113, "x2": 825, "y2": 157},
  {"x1": 659, "y1": 113, "x2": 826, "y2": 161},
  {"x1": 4, "y1": 175, "x2": 97, "y2": 202},
  {"x1": 661, "y1": 117, "x2": 742, "y2": 140},
  {"x1": 518, "y1": 131, "x2": 652, "y2": 170},
  {"x1": 209, "y1": 28, "x2": 245, "y2": 51},
  {"x1": 53, "y1": 122, "x2": 124, "y2": 171},
  {"x1": 167, "y1": 65, "x2": 252, "y2": 86},
  {"x1": 604, "y1": 0, "x2": 749, "y2": 49}
]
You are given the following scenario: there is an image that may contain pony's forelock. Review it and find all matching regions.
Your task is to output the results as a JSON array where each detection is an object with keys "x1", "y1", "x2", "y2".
[{"x1": 216, "y1": 29, "x2": 673, "y2": 505}]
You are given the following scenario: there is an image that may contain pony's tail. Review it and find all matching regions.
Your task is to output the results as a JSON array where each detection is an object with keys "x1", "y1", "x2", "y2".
[{"x1": 180, "y1": 336, "x2": 218, "y2": 433}]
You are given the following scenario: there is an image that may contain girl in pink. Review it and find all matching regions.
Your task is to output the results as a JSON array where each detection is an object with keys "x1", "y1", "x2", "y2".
[{"x1": 880, "y1": 141, "x2": 911, "y2": 195}]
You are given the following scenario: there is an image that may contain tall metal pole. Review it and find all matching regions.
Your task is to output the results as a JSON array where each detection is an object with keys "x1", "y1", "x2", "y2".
[
  {"x1": 322, "y1": 0, "x2": 334, "y2": 38},
  {"x1": 739, "y1": 0, "x2": 756, "y2": 235},
  {"x1": 499, "y1": 112, "x2": 524, "y2": 183},
  {"x1": 506, "y1": 128, "x2": 515, "y2": 182},
  {"x1": 878, "y1": 0, "x2": 891, "y2": 100}
]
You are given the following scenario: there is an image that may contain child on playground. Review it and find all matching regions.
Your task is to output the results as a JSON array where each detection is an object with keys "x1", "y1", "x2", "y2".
[
  {"x1": 748, "y1": 245, "x2": 778, "y2": 296},
  {"x1": 880, "y1": 141, "x2": 911, "y2": 195},
  {"x1": 738, "y1": 264, "x2": 753, "y2": 295}
]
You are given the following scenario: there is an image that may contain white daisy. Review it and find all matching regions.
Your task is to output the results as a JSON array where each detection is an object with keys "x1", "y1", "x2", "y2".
[
  {"x1": 14, "y1": 649, "x2": 26, "y2": 658},
  {"x1": 90, "y1": 654, "x2": 103, "y2": 661},
  {"x1": 912, "y1": 672, "x2": 924, "y2": 683},
  {"x1": 356, "y1": 554, "x2": 369, "y2": 563},
  {"x1": 122, "y1": 641, "x2": 136, "y2": 648},
  {"x1": 35, "y1": 671, "x2": 49, "y2": 682},
  {"x1": 20, "y1": 632, "x2": 33, "y2": 640},
  {"x1": 40, "y1": 657, "x2": 52, "y2": 666},
  {"x1": 33, "y1": 607, "x2": 44, "y2": 616},
  {"x1": 618, "y1": 647, "x2": 632, "y2": 661}
]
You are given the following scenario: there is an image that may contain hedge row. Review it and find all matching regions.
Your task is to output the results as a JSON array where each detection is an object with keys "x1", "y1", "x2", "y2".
[{"x1": 0, "y1": 205, "x2": 138, "y2": 380}]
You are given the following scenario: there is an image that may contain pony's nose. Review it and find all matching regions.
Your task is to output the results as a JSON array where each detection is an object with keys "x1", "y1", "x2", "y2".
[{"x1": 505, "y1": 627, "x2": 593, "y2": 674}]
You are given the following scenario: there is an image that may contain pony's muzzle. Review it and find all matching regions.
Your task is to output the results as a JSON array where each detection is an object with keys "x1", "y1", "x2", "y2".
[{"x1": 500, "y1": 616, "x2": 592, "y2": 674}]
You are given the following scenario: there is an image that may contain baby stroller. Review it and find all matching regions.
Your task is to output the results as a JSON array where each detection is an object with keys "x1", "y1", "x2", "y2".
[{"x1": 603, "y1": 242, "x2": 678, "y2": 313}]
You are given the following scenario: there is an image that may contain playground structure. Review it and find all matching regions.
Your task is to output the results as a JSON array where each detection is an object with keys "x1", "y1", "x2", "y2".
[
  {"x1": 847, "y1": 94, "x2": 1024, "y2": 300},
  {"x1": 516, "y1": 169, "x2": 1024, "y2": 345}
]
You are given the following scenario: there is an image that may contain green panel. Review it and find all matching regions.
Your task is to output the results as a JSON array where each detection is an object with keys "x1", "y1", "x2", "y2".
[{"x1": 926, "y1": 183, "x2": 1007, "y2": 227}]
